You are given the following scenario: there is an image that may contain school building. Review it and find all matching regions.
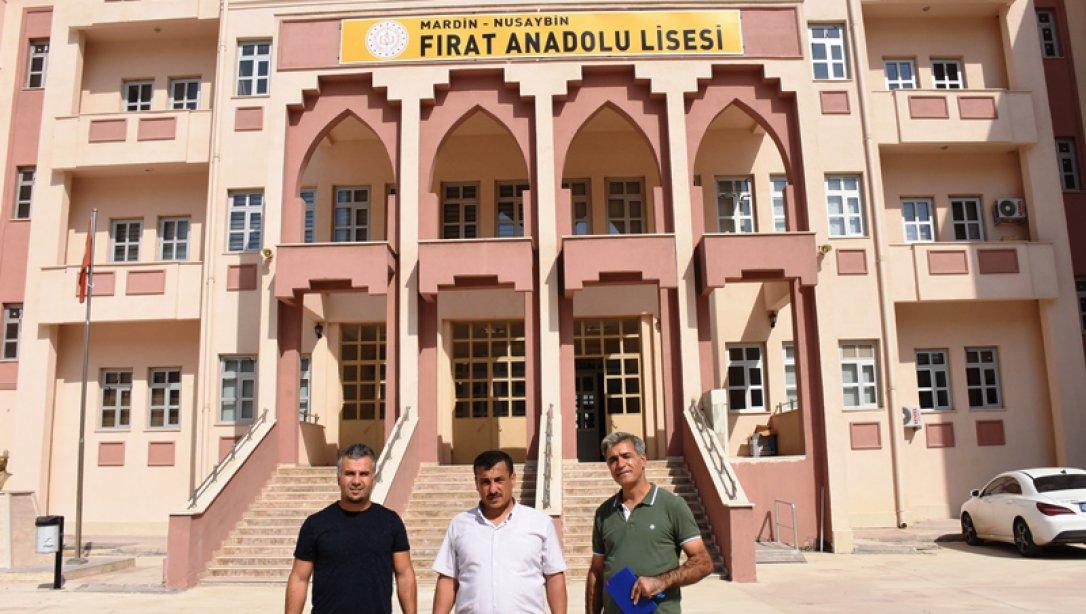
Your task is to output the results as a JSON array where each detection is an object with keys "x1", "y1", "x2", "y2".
[{"x1": 0, "y1": 0, "x2": 1083, "y2": 586}]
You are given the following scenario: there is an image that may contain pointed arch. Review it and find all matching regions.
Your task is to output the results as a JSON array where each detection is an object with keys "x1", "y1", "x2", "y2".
[
  {"x1": 560, "y1": 101, "x2": 662, "y2": 181},
  {"x1": 426, "y1": 105, "x2": 529, "y2": 191}
]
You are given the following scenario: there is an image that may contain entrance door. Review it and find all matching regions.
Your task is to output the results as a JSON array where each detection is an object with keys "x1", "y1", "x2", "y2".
[
  {"x1": 574, "y1": 318, "x2": 646, "y2": 449},
  {"x1": 451, "y1": 320, "x2": 527, "y2": 464},
  {"x1": 339, "y1": 323, "x2": 387, "y2": 453},
  {"x1": 576, "y1": 360, "x2": 603, "y2": 462}
]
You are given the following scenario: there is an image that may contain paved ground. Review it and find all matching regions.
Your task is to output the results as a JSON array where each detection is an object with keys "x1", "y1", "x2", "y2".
[{"x1": 1, "y1": 540, "x2": 1084, "y2": 612}]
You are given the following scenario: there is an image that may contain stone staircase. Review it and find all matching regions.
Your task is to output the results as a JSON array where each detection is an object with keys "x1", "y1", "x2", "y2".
[
  {"x1": 561, "y1": 458, "x2": 725, "y2": 579},
  {"x1": 405, "y1": 462, "x2": 536, "y2": 581}
]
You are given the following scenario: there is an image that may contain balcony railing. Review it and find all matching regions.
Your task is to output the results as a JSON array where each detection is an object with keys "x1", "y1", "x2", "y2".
[
  {"x1": 274, "y1": 242, "x2": 395, "y2": 301},
  {"x1": 52, "y1": 110, "x2": 212, "y2": 170},
  {"x1": 886, "y1": 241, "x2": 1057, "y2": 303},
  {"x1": 37, "y1": 261, "x2": 202, "y2": 324},
  {"x1": 562, "y1": 233, "x2": 677, "y2": 296},
  {"x1": 869, "y1": 89, "x2": 1038, "y2": 146},
  {"x1": 68, "y1": 0, "x2": 218, "y2": 28},
  {"x1": 418, "y1": 237, "x2": 534, "y2": 296}
]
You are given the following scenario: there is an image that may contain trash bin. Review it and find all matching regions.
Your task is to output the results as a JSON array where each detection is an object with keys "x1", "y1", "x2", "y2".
[{"x1": 35, "y1": 516, "x2": 62, "y2": 554}]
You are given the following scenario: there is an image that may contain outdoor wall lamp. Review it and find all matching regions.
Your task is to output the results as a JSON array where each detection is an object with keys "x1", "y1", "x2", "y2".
[
  {"x1": 314, "y1": 324, "x2": 324, "y2": 339},
  {"x1": 768, "y1": 311, "x2": 778, "y2": 329}
]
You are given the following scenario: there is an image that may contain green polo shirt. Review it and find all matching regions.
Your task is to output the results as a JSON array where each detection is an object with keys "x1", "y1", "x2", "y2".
[{"x1": 591, "y1": 484, "x2": 702, "y2": 614}]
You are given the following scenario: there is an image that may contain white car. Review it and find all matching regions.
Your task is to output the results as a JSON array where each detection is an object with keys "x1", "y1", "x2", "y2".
[{"x1": 960, "y1": 467, "x2": 1086, "y2": 556}]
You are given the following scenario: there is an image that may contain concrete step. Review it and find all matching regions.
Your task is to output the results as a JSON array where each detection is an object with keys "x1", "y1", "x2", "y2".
[{"x1": 755, "y1": 541, "x2": 808, "y2": 564}]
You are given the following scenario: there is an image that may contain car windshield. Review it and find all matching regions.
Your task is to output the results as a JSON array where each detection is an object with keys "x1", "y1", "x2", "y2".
[{"x1": 1033, "y1": 474, "x2": 1086, "y2": 493}]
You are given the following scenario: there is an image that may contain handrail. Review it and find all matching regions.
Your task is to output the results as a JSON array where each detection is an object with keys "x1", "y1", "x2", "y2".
[
  {"x1": 187, "y1": 408, "x2": 268, "y2": 509},
  {"x1": 773, "y1": 499, "x2": 800, "y2": 552},
  {"x1": 539, "y1": 404, "x2": 554, "y2": 510},
  {"x1": 684, "y1": 400, "x2": 750, "y2": 504},
  {"x1": 773, "y1": 399, "x2": 799, "y2": 414},
  {"x1": 374, "y1": 405, "x2": 412, "y2": 488}
]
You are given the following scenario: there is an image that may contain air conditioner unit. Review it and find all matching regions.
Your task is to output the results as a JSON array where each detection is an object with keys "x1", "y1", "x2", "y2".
[
  {"x1": 993, "y1": 198, "x2": 1027, "y2": 224},
  {"x1": 902, "y1": 406, "x2": 923, "y2": 429}
]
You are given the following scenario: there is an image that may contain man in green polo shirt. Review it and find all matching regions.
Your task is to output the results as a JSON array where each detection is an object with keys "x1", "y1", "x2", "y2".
[{"x1": 586, "y1": 432, "x2": 712, "y2": 614}]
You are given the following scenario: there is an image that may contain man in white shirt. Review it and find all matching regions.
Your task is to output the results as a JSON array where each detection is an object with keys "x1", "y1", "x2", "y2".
[{"x1": 432, "y1": 450, "x2": 567, "y2": 614}]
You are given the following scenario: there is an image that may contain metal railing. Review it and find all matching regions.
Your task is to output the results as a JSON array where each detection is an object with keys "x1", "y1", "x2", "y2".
[
  {"x1": 685, "y1": 400, "x2": 744, "y2": 502},
  {"x1": 374, "y1": 405, "x2": 412, "y2": 488},
  {"x1": 773, "y1": 399, "x2": 799, "y2": 414},
  {"x1": 539, "y1": 404, "x2": 555, "y2": 510},
  {"x1": 187, "y1": 408, "x2": 268, "y2": 509},
  {"x1": 773, "y1": 499, "x2": 799, "y2": 552}
]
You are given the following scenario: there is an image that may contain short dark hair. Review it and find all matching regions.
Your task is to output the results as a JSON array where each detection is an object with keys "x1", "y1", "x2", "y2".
[
  {"x1": 473, "y1": 450, "x2": 514, "y2": 476},
  {"x1": 337, "y1": 443, "x2": 377, "y2": 472}
]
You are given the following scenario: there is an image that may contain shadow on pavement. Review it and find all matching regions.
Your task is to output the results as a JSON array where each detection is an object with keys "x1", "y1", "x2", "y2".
[{"x1": 939, "y1": 540, "x2": 1086, "y2": 560}]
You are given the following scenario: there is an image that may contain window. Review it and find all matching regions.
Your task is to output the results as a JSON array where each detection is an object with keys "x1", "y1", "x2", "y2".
[
  {"x1": 334, "y1": 186, "x2": 370, "y2": 242},
  {"x1": 299, "y1": 354, "x2": 312, "y2": 420},
  {"x1": 441, "y1": 183, "x2": 478, "y2": 239},
  {"x1": 564, "y1": 179, "x2": 591, "y2": 235},
  {"x1": 825, "y1": 175, "x2": 864, "y2": 237},
  {"x1": 236, "y1": 40, "x2": 271, "y2": 96},
  {"x1": 782, "y1": 343, "x2": 797, "y2": 408},
  {"x1": 809, "y1": 24, "x2": 849, "y2": 80},
  {"x1": 932, "y1": 59, "x2": 964, "y2": 89},
  {"x1": 573, "y1": 319, "x2": 642, "y2": 415},
  {"x1": 884, "y1": 59, "x2": 917, "y2": 90},
  {"x1": 840, "y1": 342, "x2": 878, "y2": 409},
  {"x1": 1056, "y1": 139, "x2": 1080, "y2": 191},
  {"x1": 453, "y1": 321, "x2": 527, "y2": 418},
  {"x1": 901, "y1": 198, "x2": 935, "y2": 242},
  {"x1": 915, "y1": 350, "x2": 950, "y2": 411},
  {"x1": 771, "y1": 176, "x2": 788, "y2": 232},
  {"x1": 341, "y1": 324, "x2": 387, "y2": 421},
  {"x1": 227, "y1": 191, "x2": 263, "y2": 252},
  {"x1": 149, "y1": 368, "x2": 181, "y2": 428},
  {"x1": 158, "y1": 217, "x2": 190, "y2": 261},
  {"x1": 496, "y1": 181, "x2": 529, "y2": 237},
  {"x1": 14, "y1": 167, "x2": 34, "y2": 219},
  {"x1": 965, "y1": 347, "x2": 1001, "y2": 409},
  {"x1": 950, "y1": 197, "x2": 985, "y2": 241},
  {"x1": 169, "y1": 78, "x2": 200, "y2": 110},
  {"x1": 716, "y1": 177, "x2": 754, "y2": 233},
  {"x1": 300, "y1": 189, "x2": 316, "y2": 243},
  {"x1": 1077, "y1": 278, "x2": 1086, "y2": 331},
  {"x1": 726, "y1": 345, "x2": 764, "y2": 412},
  {"x1": 220, "y1": 356, "x2": 256, "y2": 422},
  {"x1": 111, "y1": 220, "x2": 142, "y2": 262},
  {"x1": 123, "y1": 80, "x2": 153, "y2": 112},
  {"x1": 1037, "y1": 9, "x2": 1061, "y2": 58},
  {"x1": 606, "y1": 178, "x2": 644, "y2": 234},
  {"x1": 2, "y1": 305, "x2": 21, "y2": 360},
  {"x1": 26, "y1": 41, "x2": 48, "y2": 89},
  {"x1": 100, "y1": 370, "x2": 132, "y2": 429}
]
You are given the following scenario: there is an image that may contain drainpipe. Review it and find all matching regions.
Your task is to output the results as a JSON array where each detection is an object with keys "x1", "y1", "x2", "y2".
[{"x1": 846, "y1": 0, "x2": 908, "y2": 528}]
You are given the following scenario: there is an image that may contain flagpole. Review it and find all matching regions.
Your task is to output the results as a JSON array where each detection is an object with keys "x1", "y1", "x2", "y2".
[{"x1": 72, "y1": 208, "x2": 97, "y2": 565}]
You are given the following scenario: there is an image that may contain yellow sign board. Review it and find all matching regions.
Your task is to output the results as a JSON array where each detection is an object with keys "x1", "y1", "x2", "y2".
[{"x1": 341, "y1": 10, "x2": 743, "y2": 64}]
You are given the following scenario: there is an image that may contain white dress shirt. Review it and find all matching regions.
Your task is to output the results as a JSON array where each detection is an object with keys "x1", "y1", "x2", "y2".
[{"x1": 432, "y1": 501, "x2": 567, "y2": 614}]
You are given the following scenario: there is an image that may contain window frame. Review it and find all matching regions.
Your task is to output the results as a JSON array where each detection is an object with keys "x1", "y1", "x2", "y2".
[
  {"x1": 168, "y1": 77, "x2": 201, "y2": 110},
  {"x1": 25, "y1": 40, "x2": 48, "y2": 89},
  {"x1": 100, "y1": 369, "x2": 133, "y2": 430},
  {"x1": 1056, "y1": 139, "x2": 1081, "y2": 191},
  {"x1": 148, "y1": 367, "x2": 182, "y2": 429},
  {"x1": 1076, "y1": 277, "x2": 1086, "y2": 332},
  {"x1": 808, "y1": 24, "x2": 850, "y2": 81},
  {"x1": 901, "y1": 198, "x2": 936, "y2": 243},
  {"x1": 931, "y1": 59, "x2": 965, "y2": 89},
  {"x1": 726, "y1": 344, "x2": 766, "y2": 413},
  {"x1": 14, "y1": 166, "x2": 34, "y2": 220},
  {"x1": 122, "y1": 79, "x2": 154, "y2": 112},
  {"x1": 715, "y1": 176, "x2": 755, "y2": 234},
  {"x1": 771, "y1": 176, "x2": 788, "y2": 233},
  {"x1": 110, "y1": 219, "x2": 142, "y2": 263},
  {"x1": 965, "y1": 347, "x2": 1002, "y2": 410},
  {"x1": 825, "y1": 175, "x2": 865, "y2": 238},
  {"x1": 441, "y1": 182, "x2": 479, "y2": 240},
  {"x1": 1036, "y1": 9, "x2": 1062, "y2": 59},
  {"x1": 158, "y1": 216, "x2": 190, "y2": 261},
  {"x1": 840, "y1": 342, "x2": 879, "y2": 410},
  {"x1": 2, "y1": 304, "x2": 21, "y2": 360},
  {"x1": 300, "y1": 188, "x2": 316, "y2": 243},
  {"x1": 605, "y1": 177, "x2": 646, "y2": 235},
  {"x1": 564, "y1": 179, "x2": 592, "y2": 235},
  {"x1": 950, "y1": 197, "x2": 985, "y2": 241},
  {"x1": 333, "y1": 186, "x2": 371, "y2": 243},
  {"x1": 299, "y1": 354, "x2": 312, "y2": 420},
  {"x1": 495, "y1": 180, "x2": 529, "y2": 238},
  {"x1": 236, "y1": 40, "x2": 272, "y2": 97},
  {"x1": 782, "y1": 342, "x2": 798, "y2": 410},
  {"x1": 341, "y1": 324, "x2": 388, "y2": 422},
  {"x1": 227, "y1": 191, "x2": 263, "y2": 252},
  {"x1": 883, "y1": 58, "x2": 917, "y2": 90},
  {"x1": 915, "y1": 349, "x2": 952, "y2": 412},
  {"x1": 219, "y1": 355, "x2": 257, "y2": 423}
]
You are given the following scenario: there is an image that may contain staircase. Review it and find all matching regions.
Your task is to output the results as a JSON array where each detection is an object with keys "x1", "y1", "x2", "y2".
[
  {"x1": 561, "y1": 458, "x2": 725, "y2": 579},
  {"x1": 404, "y1": 462, "x2": 536, "y2": 580}
]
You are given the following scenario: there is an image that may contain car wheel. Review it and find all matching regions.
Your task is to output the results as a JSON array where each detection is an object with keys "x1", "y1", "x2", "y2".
[
  {"x1": 961, "y1": 513, "x2": 981, "y2": 546},
  {"x1": 1013, "y1": 519, "x2": 1041, "y2": 557}
]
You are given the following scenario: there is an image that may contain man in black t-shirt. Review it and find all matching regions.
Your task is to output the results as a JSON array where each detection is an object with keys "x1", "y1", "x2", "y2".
[{"x1": 286, "y1": 443, "x2": 416, "y2": 614}]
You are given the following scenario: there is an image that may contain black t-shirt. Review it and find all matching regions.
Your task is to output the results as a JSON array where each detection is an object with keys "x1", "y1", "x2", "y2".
[{"x1": 293, "y1": 502, "x2": 410, "y2": 614}]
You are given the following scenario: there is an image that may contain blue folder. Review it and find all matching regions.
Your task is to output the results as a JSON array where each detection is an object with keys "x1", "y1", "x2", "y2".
[{"x1": 605, "y1": 567, "x2": 661, "y2": 614}]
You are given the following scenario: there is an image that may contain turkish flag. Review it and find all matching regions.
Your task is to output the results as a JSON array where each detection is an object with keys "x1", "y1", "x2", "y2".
[{"x1": 77, "y1": 219, "x2": 93, "y2": 303}]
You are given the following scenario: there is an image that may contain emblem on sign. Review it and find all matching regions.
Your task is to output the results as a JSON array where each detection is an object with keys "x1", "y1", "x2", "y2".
[{"x1": 366, "y1": 20, "x2": 409, "y2": 58}]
